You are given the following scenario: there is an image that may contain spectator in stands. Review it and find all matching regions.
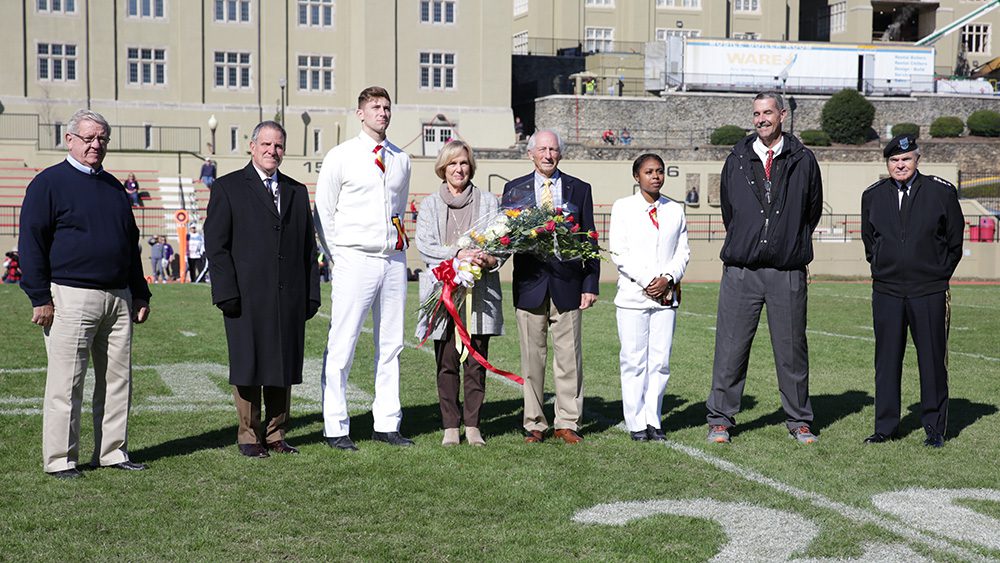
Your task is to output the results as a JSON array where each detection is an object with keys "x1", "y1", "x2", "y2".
[
  {"x1": 187, "y1": 224, "x2": 206, "y2": 282},
  {"x1": 18, "y1": 108, "x2": 151, "y2": 479},
  {"x1": 602, "y1": 128, "x2": 616, "y2": 145},
  {"x1": 685, "y1": 186, "x2": 700, "y2": 205},
  {"x1": 514, "y1": 116, "x2": 525, "y2": 142},
  {"x1": 124, "y1": 173, "x2": 141, "y2": 207},
  {"x1": 619, "y1": 128, "x2": 633, "y2": 145},
  {"x1": 200, "y1": 159, "x2": 217, "y2": 189},
  {"x1": 148, "y1": 235, "x2": 172, "y2": 284},
  {"x1": 585, "y1": 78, "x2": 596, "y2": 96},
  {"x1": 409, "y1": 198, "x2": 418, "y2": 221},
  {"x1": 3, "y1": 249, "x2": 21, "y2": 284}
]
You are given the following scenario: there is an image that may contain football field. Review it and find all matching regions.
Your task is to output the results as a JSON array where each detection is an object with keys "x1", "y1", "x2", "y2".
[{"x1": 1, "y1": 280, "x2": 998, "y2": 561}]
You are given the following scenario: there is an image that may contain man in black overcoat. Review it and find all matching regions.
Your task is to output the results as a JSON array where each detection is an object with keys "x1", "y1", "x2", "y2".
[
  {"x1": 860, "y1": 134, "x2": 964, "y2": 448},
  {"x1": 205, "y1": 121, "x2": 321, "y2": 458}
]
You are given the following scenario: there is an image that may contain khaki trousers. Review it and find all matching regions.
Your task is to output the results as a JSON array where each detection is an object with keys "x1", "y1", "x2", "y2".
[
  {"x1": 516, "y1": 298, "x2": 583, "y2": 432},
  {"x1": 42, "y1": 284, "x2": 133, "y2": 473},
  {"x1": 233, "y1": 386, "x2": 291, "y2": 445}
]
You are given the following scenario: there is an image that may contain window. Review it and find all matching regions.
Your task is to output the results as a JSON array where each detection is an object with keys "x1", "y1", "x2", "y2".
[
  {"x1": 298, "y1": 0, "x2": 333, "y2": 27},
  {"x1": 214, "y1": 51, "x2": 252, "y2": 89},
  {"x1": 656, "y1": 28, "x2": 700, "y2": 40},
  {"x1": 37, "y1": 43, "x2": 77, "y2": 82},
  {"x1": 512, "y1": 31, "x2": 529, "y2": 55},
  {"x1": 419, "y1": 52, "x2": 456, "y2": 90},
  {"x1": 733, "y1": 32, "x2": 760, "y2": 40},
  {"x1": 513, "y1": 0, "x2": 528, "y2": 17},
  {"x1": 53, "y1": 123, "x2": 64, "y2": 147},
  {"x1": 962, "y1": 24, "x2": 991, "y2": 55},
  {"x1": 830, "y1": 1, "x2": 846, "y2": 34},
  {"x1": 127, "y1": 48, "x2": 166, "y2": 85},
  {"x1": 37, "y1": 0, "x2": 76, "y2": 14},
  {"x1": 585, "y1": 0, "x2": 613, "y2": 6},
  {"x1": 585, "y1": 27, "x2": 614, "y2": 52},
  {"x1": 230, "y1": 126, "x2": 239, "y2": 152},
  {"x1": 420, "y1": 0, "x2": 455, "y2": 24},
  {"x1": 733, "y1": 0, "x2": 759, "y2": 13},
  {"x1": 297, "y1": 55, "x2": 334, "y2": 91},
  {"x1": 313, "y1": 128, "x2": 322, "y2": 154},
  {"x1": 215, "y1": 0, "x2": 250, "y2": 22},
  {"x1": 127, "y1": 0, "x2": 164, "y2": 18},
  {"x1": 144, "y1": 124, "x2": 153, "y2": 149},
  {"x1": 656, "y1": 0, "x2": 700, "y2": 7}
]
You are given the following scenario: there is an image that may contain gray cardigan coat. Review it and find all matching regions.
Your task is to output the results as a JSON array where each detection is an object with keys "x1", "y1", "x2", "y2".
[{"x1": 415, "y1": 186, "x2": 505, "y2": 340}]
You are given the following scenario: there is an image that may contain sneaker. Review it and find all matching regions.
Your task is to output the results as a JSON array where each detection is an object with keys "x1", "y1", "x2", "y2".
[
  {"x1": 707, "y1": 425, "x2": 730, "y2": 444},
  {"x1": 790, "y1": 426, "x2": 818, "y2": 444}
]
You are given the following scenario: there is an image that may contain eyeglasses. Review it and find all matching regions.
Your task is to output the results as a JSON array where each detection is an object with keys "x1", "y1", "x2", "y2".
[{"x1": 68, "y1": 132, "x2": 111, "y2": 146}]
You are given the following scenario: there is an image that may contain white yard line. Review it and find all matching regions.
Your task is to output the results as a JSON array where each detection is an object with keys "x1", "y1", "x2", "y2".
[{"x1": 812, "y1": 290, "x2": 1000, "y2": 312}]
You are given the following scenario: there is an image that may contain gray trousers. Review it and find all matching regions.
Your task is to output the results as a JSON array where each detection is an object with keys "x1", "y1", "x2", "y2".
[{"x1": 706, "y1": 265, "x2": 813, "y2": 431}]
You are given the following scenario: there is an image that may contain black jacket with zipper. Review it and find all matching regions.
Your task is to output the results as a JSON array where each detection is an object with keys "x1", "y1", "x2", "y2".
[{"x1": 719, "y1": 133, "x2": 824, "y2": 270}]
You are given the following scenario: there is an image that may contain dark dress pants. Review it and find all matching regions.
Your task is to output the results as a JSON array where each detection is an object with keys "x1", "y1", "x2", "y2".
[
  {"x1": 706, "y1": 266, "x2": 813, "y2": 430},
  {"x1": 871, "y1": 290, "x2": 950, "y2": 437},
  {"x1": 434, "y1": 321, "x2": 488, "y2": 429}
]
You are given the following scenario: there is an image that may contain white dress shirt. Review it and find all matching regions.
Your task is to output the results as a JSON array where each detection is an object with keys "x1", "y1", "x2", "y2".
[
  {"x1": 609, "y1": 193, "x2": 690, "y2": 309},
  {"x1": 533, "y1": 171, "x2": 564, "y2": 209},
  {"x1": 315, "y1": 131, "x2": 412, "y2": 257},
  {"x1": 251, "y1": 163, "x2": 279, "y2": 212},
  {"x1": 752, "y1": 135, "x2": 784, "y2": 164}
]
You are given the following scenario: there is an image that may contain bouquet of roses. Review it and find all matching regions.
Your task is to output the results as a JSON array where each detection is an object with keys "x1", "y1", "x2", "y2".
[{"x1": 456, "y1": 204, "x2": 603, "y2": 262}]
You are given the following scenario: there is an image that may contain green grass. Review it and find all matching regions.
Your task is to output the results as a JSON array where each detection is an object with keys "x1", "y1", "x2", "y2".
[{"x1": 1, "y1": 281, "x2": 999, "y2": 561}]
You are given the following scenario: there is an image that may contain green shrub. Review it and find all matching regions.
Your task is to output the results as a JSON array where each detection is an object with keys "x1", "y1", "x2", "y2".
[
  {"x1": 710, "y1": 125, "x2": 748, "y2": 146},
  {"x1": 967, "y1": 110, "x2": 1000, "y2": 137},
  {"x1": 891, "y1": 122, "x2": 920, "y2": 139},
  {"x1": 820, "y1": 89, "x2": 876, "y2": 144},
  {"x1": 799, "y1": 129, "x2": 832, "y2": 146},
  {"x1": 929, "y1": 116, "x2": 964, "y2": 138}
]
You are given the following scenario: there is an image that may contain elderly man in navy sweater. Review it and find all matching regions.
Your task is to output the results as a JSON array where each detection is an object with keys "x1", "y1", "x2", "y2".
[{"x1": 19, "y1": 109, "x2": 151, "y2": 479}]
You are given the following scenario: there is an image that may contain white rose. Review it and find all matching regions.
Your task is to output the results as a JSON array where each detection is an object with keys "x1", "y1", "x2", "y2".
[{"x1": 457, "y1": 236, "x2": 472, "y2": 249}]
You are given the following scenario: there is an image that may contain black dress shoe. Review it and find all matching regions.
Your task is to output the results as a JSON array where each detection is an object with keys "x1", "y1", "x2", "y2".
[
  {"x1": 48, "y1": 468, "x2": 83, "y2": 480},
  {"x1": 326, "y1": 436, "x2": 359, "y2": 451},
  {"x1": 107, "y1": 460, "x2": 148, "y2": 471},
  {"x1": 266, "y1": 440, "x2": 300, "y2": 454},
  {"x1": 630, "y1": 430, "x2": 649, "y2": 442},
  {"x1": 372, "y1": 431, "x2": 415, "y2": 446},
  {"x1": 238, "y1": 443, "x2": 270, "y2": 458},
  {"x1": 924, "y1": 433, "x2": 945, "y2": 448},
  {"x1": 646, "y1": 425, "x2": 666, "y2": 442},
  {"x1": 863, "y1": 433, "x2": 892, "y2": 444}
]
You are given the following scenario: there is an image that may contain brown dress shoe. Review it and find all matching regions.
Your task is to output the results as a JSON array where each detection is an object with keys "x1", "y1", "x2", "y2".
[
  {"x1": 238, "y1": 443, "x2": 270, "y2": 458},
  {"x1": 266, "y1": 440, "x2": 300, "y2": 454},
  {"x1": 524, "y1": 430, "x2": 545, "y2": 443},
  {"x1": 554, "y1": 428, "x2": 584, "y2": 444}
]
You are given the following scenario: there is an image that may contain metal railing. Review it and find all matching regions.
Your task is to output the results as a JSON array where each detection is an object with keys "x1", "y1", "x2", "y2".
[
  {"x1": 569, "y1": 126, "x2": 714, "y2": 146},
  {"x1": 37, "y1": 123, "x2": 201, "y2": 152},
  {"x1": 0, "y1": 113, "x2": 41, "y2": 142},
  {"x1": 516, "y1": 37, "x2": 648, "y2": 57}
]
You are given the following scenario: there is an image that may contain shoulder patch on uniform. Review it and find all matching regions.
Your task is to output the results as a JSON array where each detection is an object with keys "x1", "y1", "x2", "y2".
[
  {"x1": 928, "y1": 175, "x2": 957, "y2": 190},
  {"x1": 863, "y1": 179, "x2": 883, "y2": 193}
]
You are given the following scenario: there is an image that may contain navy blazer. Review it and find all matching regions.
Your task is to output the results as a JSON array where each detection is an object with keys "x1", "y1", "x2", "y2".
[{"x1": 501, "y1": 171, "x2": 600, "y2": 312}]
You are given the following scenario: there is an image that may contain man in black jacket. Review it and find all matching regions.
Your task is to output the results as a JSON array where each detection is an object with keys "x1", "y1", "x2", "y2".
[
  {"x1": 705, "y1": 92, "x2": 824, "y2": 445},
  {"x1": 860, "y1": 134, "x2": 964, "y2": 448}
]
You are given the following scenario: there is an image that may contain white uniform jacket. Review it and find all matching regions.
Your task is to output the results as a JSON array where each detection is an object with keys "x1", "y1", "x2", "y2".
[
  {"x1": 609, "y1": 193, "x2": 690, "y2": 309},
  {"x1": 315, "y1": 132, "x2": 412, "y2": 257}
]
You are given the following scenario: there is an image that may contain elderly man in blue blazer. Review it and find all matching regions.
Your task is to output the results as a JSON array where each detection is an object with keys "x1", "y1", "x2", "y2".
[{"x1": 501, "y1": 129, "x2": 600, "y2": 444}]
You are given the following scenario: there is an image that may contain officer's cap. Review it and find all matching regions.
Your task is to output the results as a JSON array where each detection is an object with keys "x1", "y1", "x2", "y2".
[{"x1": 883, "y1": 134, "x2": 919, "y2": 158}]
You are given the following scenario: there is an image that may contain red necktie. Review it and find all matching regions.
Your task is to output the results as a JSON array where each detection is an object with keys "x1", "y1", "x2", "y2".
[
  {"x1": 374, "y1": 144, "x2": 385, "y2": 174},
  {"x1": 648, "y1": 207, "x2": 659, "y2": 228},
  {"x1": 764, "y1": 149, "x2": 774, "y2": 181}
]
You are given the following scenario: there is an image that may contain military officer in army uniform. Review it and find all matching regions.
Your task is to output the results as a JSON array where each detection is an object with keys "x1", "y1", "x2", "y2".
[{"x1": 860, "y1": 134, "x2": 964, "y2": 448}]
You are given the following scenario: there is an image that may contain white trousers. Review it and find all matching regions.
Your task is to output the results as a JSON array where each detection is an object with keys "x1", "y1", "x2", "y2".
[
  {"x1": 616, "y1": 306, "x2": 676, "y2": 433},
  {"x1": 321, "y1": 248, "x2": 406, "y2": 437},
  {"x1": 43, "y1": 284, "x2": 133, "y2": 472}
]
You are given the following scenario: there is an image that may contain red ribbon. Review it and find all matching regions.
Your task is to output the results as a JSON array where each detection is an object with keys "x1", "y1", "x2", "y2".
[{"x1": 423, "y1": 260, "x2": 524, "y2": 385}]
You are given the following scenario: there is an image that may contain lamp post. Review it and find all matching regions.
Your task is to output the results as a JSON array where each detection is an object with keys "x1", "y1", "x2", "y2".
[
  {"x1": 208, "y1": 114, "x2": 218, "y2": 155},
  {"x1": 278, "y1": 78, "x2": 287, "y2": 126}
]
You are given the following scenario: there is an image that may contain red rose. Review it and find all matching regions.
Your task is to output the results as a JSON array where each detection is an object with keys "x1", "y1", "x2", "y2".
[
  {"x1": 589, "y1": 230, "x2": 600, "y2": 240},
  {"x1": 500, "y1": 236, "x2": 511, "y2": 246},
  {"x1": 566, "y1": 215, "x2": 575, "y2": 223},
  {"x1": 554, "y1": 207, "x2": 563, "y2": 214},
  {"x1": 545, "y1": 220, "x2": 556, "y2": 232},
  {"x1": 570, "y1": 223, "x2": 580, "y2": 233},
  {"x1": 534, "y1": 227, "x2": 545, "y2": 235}
]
